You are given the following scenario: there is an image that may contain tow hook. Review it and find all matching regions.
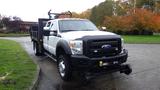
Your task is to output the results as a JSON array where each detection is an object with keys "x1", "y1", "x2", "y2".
[{"x1": 120, "y1": 64, "x2": 132, "y2": 75}]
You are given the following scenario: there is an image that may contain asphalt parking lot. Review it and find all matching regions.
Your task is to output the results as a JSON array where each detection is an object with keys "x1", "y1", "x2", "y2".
[{"x1": 1, "y1": 37, "x2": 160, "y2": 90}]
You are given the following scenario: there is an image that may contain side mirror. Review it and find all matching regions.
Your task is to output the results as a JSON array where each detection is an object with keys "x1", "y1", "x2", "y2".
[
  {"x1": 43, "y1": 27, "x2": 49, "y2": 30},
  {"x1": 101, "y1": 27, "x2": 106, "y2": 31}
]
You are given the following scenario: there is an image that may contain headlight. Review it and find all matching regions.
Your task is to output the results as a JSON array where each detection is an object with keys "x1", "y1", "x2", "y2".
[
  {"x1": 69, "y1": 40, "x2": 83, "y2": 55},
  {"x1": 121, "y1": 38, "x2": 124, "y2": 50},
  {"x1": 121, "y1": 38, "x2": 125, "y2": 53}
]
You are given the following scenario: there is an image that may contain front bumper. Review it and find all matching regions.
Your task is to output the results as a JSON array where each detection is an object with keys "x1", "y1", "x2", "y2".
[{"x1": 70, "y1": 49, "x2": 128, "y2": 72}]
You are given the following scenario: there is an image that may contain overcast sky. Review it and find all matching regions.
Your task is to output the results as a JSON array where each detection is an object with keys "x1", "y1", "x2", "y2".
[{"x1": 0, "y1": 0, "x2": 105, "y2": 21}]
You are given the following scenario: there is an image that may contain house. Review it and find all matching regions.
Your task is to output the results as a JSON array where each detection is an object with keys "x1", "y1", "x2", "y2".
[{"x1": 20, "y1": 21, "x2": 37, "y2": 32}]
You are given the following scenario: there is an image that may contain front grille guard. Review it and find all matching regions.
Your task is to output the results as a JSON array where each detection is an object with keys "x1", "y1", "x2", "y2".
[{"x1": 84, "y1": 38, "x2": 122, "y2": 58}]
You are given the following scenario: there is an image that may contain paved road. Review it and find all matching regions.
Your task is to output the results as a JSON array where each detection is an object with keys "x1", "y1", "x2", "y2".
[{"x1": 1, "y1": 37, "x2": 160, "y2": 90}]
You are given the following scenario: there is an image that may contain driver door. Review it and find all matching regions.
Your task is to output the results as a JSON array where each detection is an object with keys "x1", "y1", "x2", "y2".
[
  {"x1": 48, "y1": 21, "x2": 60, "y2": 55},
  {"x1": 43, "y1": 21, "x2": 52, "y2": 51}
]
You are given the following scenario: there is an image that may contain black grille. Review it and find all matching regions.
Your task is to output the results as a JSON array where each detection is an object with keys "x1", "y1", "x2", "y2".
[{"x1": 84, "y1": 39, "x2": 121, "y2": 58}]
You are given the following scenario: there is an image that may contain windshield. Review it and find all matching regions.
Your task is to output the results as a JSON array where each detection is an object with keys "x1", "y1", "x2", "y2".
[{"x1": 59, "y1": 20, "x2": 98, "y2": 32}]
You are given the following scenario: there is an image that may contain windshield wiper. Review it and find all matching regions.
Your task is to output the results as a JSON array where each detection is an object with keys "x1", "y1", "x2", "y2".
[
  {"x1": 61, "y1": 29, "x2": 95, "y2": 32},
  {"x1": 61, "y1": 30, "x2": 78, "y2": 32},
  {"x1": 82, "y1": 29, "x2": 95, "y2": 31}
]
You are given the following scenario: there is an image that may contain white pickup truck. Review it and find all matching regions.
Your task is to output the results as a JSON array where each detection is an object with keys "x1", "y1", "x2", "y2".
[{"x1": 30, "y1": 16, "x2": 132, "y2": 81}]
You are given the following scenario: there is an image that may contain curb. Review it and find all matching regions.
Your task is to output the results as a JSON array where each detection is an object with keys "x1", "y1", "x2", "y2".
[{"x1": 30, "y1": 65, "x2": 41, "y2": 90}]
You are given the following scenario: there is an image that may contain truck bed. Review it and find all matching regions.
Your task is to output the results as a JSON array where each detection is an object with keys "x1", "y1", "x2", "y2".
[
  {"x1": 30, "y1": 24, "x2": 38, "y2": 41},
  {"x1": 30, "y1": 18, "x2": 51, "y2": 42}
]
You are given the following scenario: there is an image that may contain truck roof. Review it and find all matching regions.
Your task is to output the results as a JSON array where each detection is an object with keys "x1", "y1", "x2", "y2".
[{"x1": 49, "y1": 18, "x2": 88, "y2": 22}]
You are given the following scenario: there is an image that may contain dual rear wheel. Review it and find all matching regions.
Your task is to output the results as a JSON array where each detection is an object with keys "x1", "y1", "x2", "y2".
[{"x1": 33, "y1": 41, "x2": 43, "y2": 56}]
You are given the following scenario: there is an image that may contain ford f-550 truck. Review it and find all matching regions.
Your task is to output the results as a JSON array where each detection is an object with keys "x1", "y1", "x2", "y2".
[{"x1": 30, "y1": 12, "x2": 132, "y2": 81}]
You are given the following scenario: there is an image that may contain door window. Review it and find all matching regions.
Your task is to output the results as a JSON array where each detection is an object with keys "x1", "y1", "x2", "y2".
[
  {"x1": 46, "y1": 22, "x2": 51, "y2": 27},
  {"x1": 50, "y1": 21, "x2": 57, "y2": 31}
]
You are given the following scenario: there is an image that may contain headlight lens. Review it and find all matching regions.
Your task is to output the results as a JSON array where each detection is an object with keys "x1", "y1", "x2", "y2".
[
  {"x1": 121, "y1": 38, "x2": 125, "y2": 53},
  {"x1": 121, "y1": 38, "x2": 124, "y2": 50},
  {"x1": 69, "y1": 40, "x2": 83, "y2": 55}
]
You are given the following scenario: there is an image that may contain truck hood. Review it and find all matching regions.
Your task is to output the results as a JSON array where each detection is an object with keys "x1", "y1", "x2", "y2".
[{"x1": 61, "y1": 31, "x2": 116, "y2": 40}]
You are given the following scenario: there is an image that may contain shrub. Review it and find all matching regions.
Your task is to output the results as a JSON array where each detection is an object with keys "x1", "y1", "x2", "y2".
[
  {"x1": 103, "y1": 9, "x2": 160, "y2": 35},
  {"x1": 104, "y1": 15, "x2": 133, "y2": 34},
  {"x1": 148, "y1": 14, "x2": 160, "y2": 33}
]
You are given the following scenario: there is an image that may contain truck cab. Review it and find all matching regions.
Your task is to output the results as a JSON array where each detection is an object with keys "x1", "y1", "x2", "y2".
[
  {"x1": 30, "y1": 13, "x2": 132, "y2": 81},
  {"x1": 43, "y1": 18, "x2": 117, "y2": 56},
  {"x1": 42, "y1": 18, "x2": 132, "y2": 81}
]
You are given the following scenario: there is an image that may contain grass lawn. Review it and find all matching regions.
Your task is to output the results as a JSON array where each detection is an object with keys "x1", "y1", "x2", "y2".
[
  {"x1": 0, "y1": 39, "x2": 36, "y2": 90},
  {"x1": 122, "y1": 35, "x2": 160, "y2": 44},
  {"x1": 0, "y1": 33, "x2": 29, "y2": 37}
]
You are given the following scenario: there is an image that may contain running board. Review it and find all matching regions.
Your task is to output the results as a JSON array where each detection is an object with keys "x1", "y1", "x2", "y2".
[{"x1": 44, "y1": 52, "x2": 57, "y2": 62}]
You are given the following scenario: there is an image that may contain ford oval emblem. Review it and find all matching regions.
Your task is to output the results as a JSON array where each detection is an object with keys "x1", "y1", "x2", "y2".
[{"x1": 101, "y1": 44, "x2": 112, "y2": 49}]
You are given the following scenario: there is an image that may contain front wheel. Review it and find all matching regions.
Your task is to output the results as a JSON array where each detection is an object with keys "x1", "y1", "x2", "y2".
[{"x1": 58, "y1": 54, "x2": 72, "y2": 81}]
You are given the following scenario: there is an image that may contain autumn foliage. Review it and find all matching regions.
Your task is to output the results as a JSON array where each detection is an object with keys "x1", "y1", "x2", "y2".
[
  {"x1": 103, "y1": 9, "x2": 160, "y2": 35},
  {"x1": 148, "y1": 14, "x2": 160, "y2": 32},
  {"x1": 72, "y1": 9, "x2": 91, "y2": 19},
  {"x1": 104, "y1": 15, "x2": 133, "y2": 32}
]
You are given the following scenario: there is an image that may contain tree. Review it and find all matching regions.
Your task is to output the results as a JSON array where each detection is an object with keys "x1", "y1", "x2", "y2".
[
  {"x1": 0, "y1": 21, "x2": 3, "y2": 28},
  {"x1": 1, "y1": 17, "x2": 10, "y2": 27},
  {"x1": 103, "y1": 15, "x2": 133, "y2": 33},
  {"x1": 0, "y1": 16, "x2": 22, "y2": 33},
  {"x1": 9, "y1": 16, "x2": 22, "y2": 32},
  {"x1": 90, "y1": 0, "x2": 114, "y2": 26},
  {"x1": 0, "y1": 14, "x2": 3, "y2": 28},
  {"x1": 13, "y1": 16, "x2": 22, "y2": 21},
  {"x1": 72, "y1": 12, "x2": 80, "y2": 18},
  {"x1": 127, "y1": 0, "x2": 155, "y2": 10},
  {"x1": 148, "y1": 14, "x2": 160, "y2": 32},
  {"x1": 155, "y1": 0, "x2": 160, "y2": 13},
  {"x1": 79, "y1": 9, "x2": 91, "y2": 19},
  {"x1": 103, "y1": 9, "x2": 157, "y2": 35},
  {"x1": 72, "y1": 9, "x2": 91, "y2": 19},
  {"x1": 115, "y1": 0, "x2": 133, "y2": 15}
]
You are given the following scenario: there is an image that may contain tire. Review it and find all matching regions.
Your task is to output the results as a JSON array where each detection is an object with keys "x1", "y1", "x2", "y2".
[
  {"x1": 120, "y1": 64, "x2": 132, "y2": 75},
  {"x1": 57, "y1": 54, "x2": 72, "y2": 81},
  {"x1": 124, "y1": 65, "x2": 132, "y2": 75},
  {"x1": 34, "y1": 42, "x2": 41, "y2": 56}
]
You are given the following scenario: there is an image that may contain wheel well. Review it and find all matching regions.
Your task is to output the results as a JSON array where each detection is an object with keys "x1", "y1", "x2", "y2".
[{"x1": 56, "y1": 47, "x2": 65, "y2": 58}]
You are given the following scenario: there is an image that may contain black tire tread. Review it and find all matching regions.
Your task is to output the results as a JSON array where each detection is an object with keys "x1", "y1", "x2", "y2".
[{"x1": 58, "y1": 54, "x2": 72, "y2": 81}]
